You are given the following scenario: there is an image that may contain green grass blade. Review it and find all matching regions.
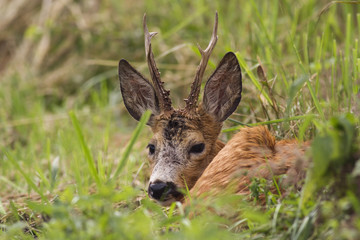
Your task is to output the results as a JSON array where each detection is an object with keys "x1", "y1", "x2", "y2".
[
  {"x1": 5, "y1": 152, "x2": 48, "y2": 203},
  {"x1": 331, "y1": 39, "x2": 337, "y2": 109},
  {"x1": 112, "y1": 110, "x2": 151, "y2": 180},
  {"x1": 250, "y1": 0, "x2": 276, "y2": 52},
  {"x1": 306, "y1": 81, "x2": 325, "y2": 120},
  {"x1": 0, "y1": 176, "x2": 26, "y2": 193},
  {"x1": 69, "y1": 111, "x2": 101, "y2": 187},
  {"x1": 235, "y1": 53, "x2": 273, "y2": 106},
  {"x1": 344, "y1": 13, "x2": 352, "y2": 110},
  {"x1": 97, "y1": 152, "x2": 106, "y2": 183},
  {"x1": 285, "y1": 74, "x2": 308, "y2": 116}
]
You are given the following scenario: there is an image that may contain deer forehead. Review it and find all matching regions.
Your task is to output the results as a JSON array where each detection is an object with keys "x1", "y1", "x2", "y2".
[{"x1": 151, "y1": 113, "x2": 205, "y2": 145}]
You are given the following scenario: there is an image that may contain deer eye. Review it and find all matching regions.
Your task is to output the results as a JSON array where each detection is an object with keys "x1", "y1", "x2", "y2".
[
  {"x1": 189, "y1": 143, "x2": 205, "y2": 154},
  {"x1": 147, "y1": 144, "x2": 155, "y2": 155}
]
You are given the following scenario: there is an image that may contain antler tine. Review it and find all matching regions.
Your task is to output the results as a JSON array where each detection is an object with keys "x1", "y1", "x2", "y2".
[
  {"x1": 143, "y1": 14, "x2": 173, "y2": 113},
  {"x1": 184, "y1": 11, "x2": 218, "y2": 112}
]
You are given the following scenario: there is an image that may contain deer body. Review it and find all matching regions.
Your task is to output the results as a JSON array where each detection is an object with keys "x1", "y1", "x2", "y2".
[
  {"x1": 191, "y1": 126, "x2": 309, "y2": 198},
  {"x1": 118, "y1": 13, "x2": 308, "y2": 206}
]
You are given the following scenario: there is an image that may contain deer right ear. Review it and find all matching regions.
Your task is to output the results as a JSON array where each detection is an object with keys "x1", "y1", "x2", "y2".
[
  {"x1": 119, "y1": 59, "x2": 160, "y2": 121},
  {"x1": 202, "y1": 52, "x2": 242, "y2": 122}
]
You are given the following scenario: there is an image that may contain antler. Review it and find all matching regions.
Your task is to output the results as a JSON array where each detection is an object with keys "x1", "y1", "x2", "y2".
[
  {"x1": 143, "y1": 14, "x2": 173, "y2": 113},
  {"x1": 184, "y1": 12, "x2": 218, "y2": 112}
]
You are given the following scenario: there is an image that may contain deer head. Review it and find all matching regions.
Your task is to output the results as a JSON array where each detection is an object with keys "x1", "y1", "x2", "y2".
[{"x1": 118, "y1": 12, "x2": 242, "y2": 206}]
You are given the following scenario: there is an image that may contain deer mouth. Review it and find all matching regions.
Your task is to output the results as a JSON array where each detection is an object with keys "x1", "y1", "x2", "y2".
[
  {"x1": 148, "y1": 182, "x2": 184, "y2": 206},
  {"x1": 156, "y1": 190, "x2": 184, "y2": 206}
]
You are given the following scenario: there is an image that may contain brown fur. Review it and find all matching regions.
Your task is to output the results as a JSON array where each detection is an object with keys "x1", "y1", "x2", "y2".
[{"x1": 190, "y1": 126, "x2": 309, "y2": 198}]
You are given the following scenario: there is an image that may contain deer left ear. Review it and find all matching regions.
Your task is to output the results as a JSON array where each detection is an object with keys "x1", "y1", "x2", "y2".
[
  {"x1": 202, "y1": 52, "x2": 242, "y2": 122},
  {"x1": 119, "y1": 59, "x2": 161, "y2": 122}
]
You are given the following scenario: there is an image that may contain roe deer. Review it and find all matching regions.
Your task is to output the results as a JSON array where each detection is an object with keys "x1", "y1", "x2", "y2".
[{"x1": 118, "y1": 13, "x2": 309, "y2": 206}]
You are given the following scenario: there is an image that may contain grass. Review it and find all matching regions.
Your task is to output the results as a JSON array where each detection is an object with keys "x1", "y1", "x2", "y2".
[{"x1": 0, "y1": 0, "x2": 359, "y2": 239}]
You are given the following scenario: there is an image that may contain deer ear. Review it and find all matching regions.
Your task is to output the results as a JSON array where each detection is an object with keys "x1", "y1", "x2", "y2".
[
  {"x1": 202, "y1": 52, "x2": 242, "y2": 122},
  {"x1": 119, "y1": 59, "x2": 160, "y2": 121}
]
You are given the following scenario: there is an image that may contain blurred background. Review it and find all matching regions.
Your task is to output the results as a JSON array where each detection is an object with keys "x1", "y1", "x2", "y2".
[
  {"x1": 0, "y1": 0, "x2": 359, "y2": 238},
  {"x1": 1, "y1": 0, "x2": 359, "y2": 138}
]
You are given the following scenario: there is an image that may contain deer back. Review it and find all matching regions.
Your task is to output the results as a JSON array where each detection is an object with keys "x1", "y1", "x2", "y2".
[{"x1": 190, "y1": 126, "x2": 310, "y2": 199}]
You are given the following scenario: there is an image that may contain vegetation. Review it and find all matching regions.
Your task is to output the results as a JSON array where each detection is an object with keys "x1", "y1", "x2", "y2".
[{"x1": 0, "y1": 0, "x2": 359, "y2": 239}]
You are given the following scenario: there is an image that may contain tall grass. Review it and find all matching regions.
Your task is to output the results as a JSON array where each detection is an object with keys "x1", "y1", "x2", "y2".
[{"x1": 0, "y1": 0, "x2": 359, "y2": 239}]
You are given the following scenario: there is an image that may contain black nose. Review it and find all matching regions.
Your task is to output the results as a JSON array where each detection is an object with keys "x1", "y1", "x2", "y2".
[{"x1": 148, "y1": 181, "x2": 175, "y2": 201}]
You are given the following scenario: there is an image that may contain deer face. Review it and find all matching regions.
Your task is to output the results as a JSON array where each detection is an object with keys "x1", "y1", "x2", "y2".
[
  {"x1": 118, "y1": 13, "x2": 242, "y2": 206},
  {"x1": 146, "y1": 110, "x2": 221, "y2": 205}
]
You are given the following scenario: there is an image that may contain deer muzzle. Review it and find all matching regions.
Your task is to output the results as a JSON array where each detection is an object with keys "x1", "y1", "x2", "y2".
[{"x1": 148, "y1": 181, "x2": 183, "y2": 205}]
